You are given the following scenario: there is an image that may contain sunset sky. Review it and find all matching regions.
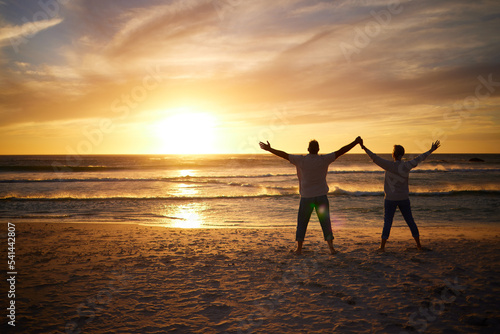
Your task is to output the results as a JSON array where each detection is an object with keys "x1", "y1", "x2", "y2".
[{"x1": 0, "y1": 0, "x2": 499, "y2": 154}]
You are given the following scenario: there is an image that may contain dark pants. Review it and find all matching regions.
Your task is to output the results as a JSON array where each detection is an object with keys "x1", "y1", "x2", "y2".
[
  {"x1": 383, "y1": 199, "x2": 420, "y2": 240},
  {"x1": 296, "y1": 195, "x2": 334, "y2": 241}
]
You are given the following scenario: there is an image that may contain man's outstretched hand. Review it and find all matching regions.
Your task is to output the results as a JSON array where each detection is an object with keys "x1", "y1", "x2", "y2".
[
  {"x1": 431, "y1": 140, "x2": 441, "y2": 152},
  {"x1": 259, "y1": 141, "x2": 271, "y2": 151},
  {"x1": 259, "y1": 141, "x2": 289, "y2": 160}
]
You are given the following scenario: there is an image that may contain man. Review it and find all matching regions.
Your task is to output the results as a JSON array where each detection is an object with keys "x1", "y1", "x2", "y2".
[
  {"x1": 259, "y1": 137, "x2": 362, "y2": 255},
  {"x1": 359, "y1": 139, "x2": 441, "y2": 252}
]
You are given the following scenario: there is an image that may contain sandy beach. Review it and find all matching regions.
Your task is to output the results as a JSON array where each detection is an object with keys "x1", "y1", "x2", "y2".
[{"x1": 2, "y1": 223, "x2": 500, "y2": 333}]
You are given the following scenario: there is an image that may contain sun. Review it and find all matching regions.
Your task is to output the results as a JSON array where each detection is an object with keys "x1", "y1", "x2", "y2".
[{"x1": 154, "y1": 108, "x2": 219, "y2": 154}]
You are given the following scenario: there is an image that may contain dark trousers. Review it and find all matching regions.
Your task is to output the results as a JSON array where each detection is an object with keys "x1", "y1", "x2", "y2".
[
  {"x1": 296, "y1": 195, "x2": 334, "y2": 241},
  {"x1": 383, "y1": 199, "x2": 420, "y2": 240}
]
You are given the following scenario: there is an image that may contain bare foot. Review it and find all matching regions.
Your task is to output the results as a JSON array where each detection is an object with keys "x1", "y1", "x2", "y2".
[
  {"x1": 290, "y1": 249, "x2": 302, "y2": 255},
  {"x1": 327, "y1": 239, "x2": 336, "y2": 255},
  {"x1": 376, "y1": 248, "x2": 385, "y2": 253}
]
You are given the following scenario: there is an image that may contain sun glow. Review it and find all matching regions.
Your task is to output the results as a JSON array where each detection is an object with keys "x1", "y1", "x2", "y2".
[
  {"x1": 154, "y1": 109, "x2": 219, "y2": 154},
  {"x1": 168, "y1": 204, "x2": 204, "y2": 228},
  {"x1": 172, "y1": 210, "x2": 202, "y2": 228}
]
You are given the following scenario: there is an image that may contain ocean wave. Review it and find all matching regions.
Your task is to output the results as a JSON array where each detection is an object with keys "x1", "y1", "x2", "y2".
[
  {"x1": 330, "y1": 189, "x2": 500, "y2": 197},
  {"x1": 3, "y1": 167, "x2": 499, "y2": 183},
  {"x1": 3, "y1": 165, "x2": 498, "y2": 173},
  {"x1": 0, "y1": 173, "x2": 297, "y2": 183},
  {"x1": 1, "y1": 189, "x2": 498, "y2": 201},
  {"x1": 407, "y1": 168, "x2": 500, "y2": 173},
  {"x1": 0, "y1": 194, "x2": 295, "y2": 201},
  {"x1": 0, "y1": 166, "x2": 131, "y2": 172},
  {"x1": 412, "y1": 190, "x2": 500, "y2": 197},
  {"x1": 331, "y1": 168, "x2": 500, "y2": 174}
]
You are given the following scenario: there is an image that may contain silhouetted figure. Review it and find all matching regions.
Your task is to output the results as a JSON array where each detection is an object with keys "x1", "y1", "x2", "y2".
[
  {"x1": 360, "y1": 139, "x2": 441, "y2": 252},
  {"x1": 259, "y1": 137, "x2": 362, "y2": 255}
]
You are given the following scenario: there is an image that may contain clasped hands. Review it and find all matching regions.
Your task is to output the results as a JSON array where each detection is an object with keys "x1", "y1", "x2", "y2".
[{"x1": 355, "y1": 136, "x2": 364, "y2": 149}]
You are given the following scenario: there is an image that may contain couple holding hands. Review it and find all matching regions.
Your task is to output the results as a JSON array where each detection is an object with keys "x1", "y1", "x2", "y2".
[{"x1": 259, "y1": 137, "x2": 441, "y2": 255}]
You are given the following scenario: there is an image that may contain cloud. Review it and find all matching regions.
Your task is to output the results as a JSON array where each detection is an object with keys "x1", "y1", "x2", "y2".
[
  {"x1": 107, "y1": 1, "x2": 218, "y2": 58},
  {"x1": 0, "y1": 0, "x2": 499, "y2": 153},
  {"x1": 0, "y1": 18, "x2": 63, "y2": 50}
]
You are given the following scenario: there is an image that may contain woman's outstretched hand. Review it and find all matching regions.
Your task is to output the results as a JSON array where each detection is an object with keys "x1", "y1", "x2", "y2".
[{"x1": 431, "y1": 140, "x2": 441, "y2": 152}]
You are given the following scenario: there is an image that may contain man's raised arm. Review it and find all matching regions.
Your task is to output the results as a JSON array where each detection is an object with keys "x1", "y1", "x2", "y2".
[
  {"x1": 259, "y1": 141, "x2": 289, "y2": 161},
  {"x1": 334, "y1": 136, "x2": 362, "y2": 158}
]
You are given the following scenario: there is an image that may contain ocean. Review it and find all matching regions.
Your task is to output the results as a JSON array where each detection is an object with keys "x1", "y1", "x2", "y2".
[{"x1": 0, "y1": 154, "x2": 499, "y2": 229}]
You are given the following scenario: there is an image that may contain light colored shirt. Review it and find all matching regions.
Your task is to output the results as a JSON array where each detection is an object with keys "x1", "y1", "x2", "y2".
[
  {"x1": 364, "y1": 148, "x2": 432, "y2": 200},
  {"x1": 288, "y1": 153, "x2": 337, "y2": 198}
]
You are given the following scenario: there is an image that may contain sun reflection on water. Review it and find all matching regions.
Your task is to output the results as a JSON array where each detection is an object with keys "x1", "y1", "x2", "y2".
[
  {"x1": 173, "y1": 211, "x2": 202, "y2": 228},
  {"x1": 176, "y1": 183, "x2": 198, "y2": 197},
  {"x1": 167, "y1": 204, "x2": 205, "y2": 228},
  {"x1": 160, "y1": 169, "x2": 206, "y2": 228}
]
